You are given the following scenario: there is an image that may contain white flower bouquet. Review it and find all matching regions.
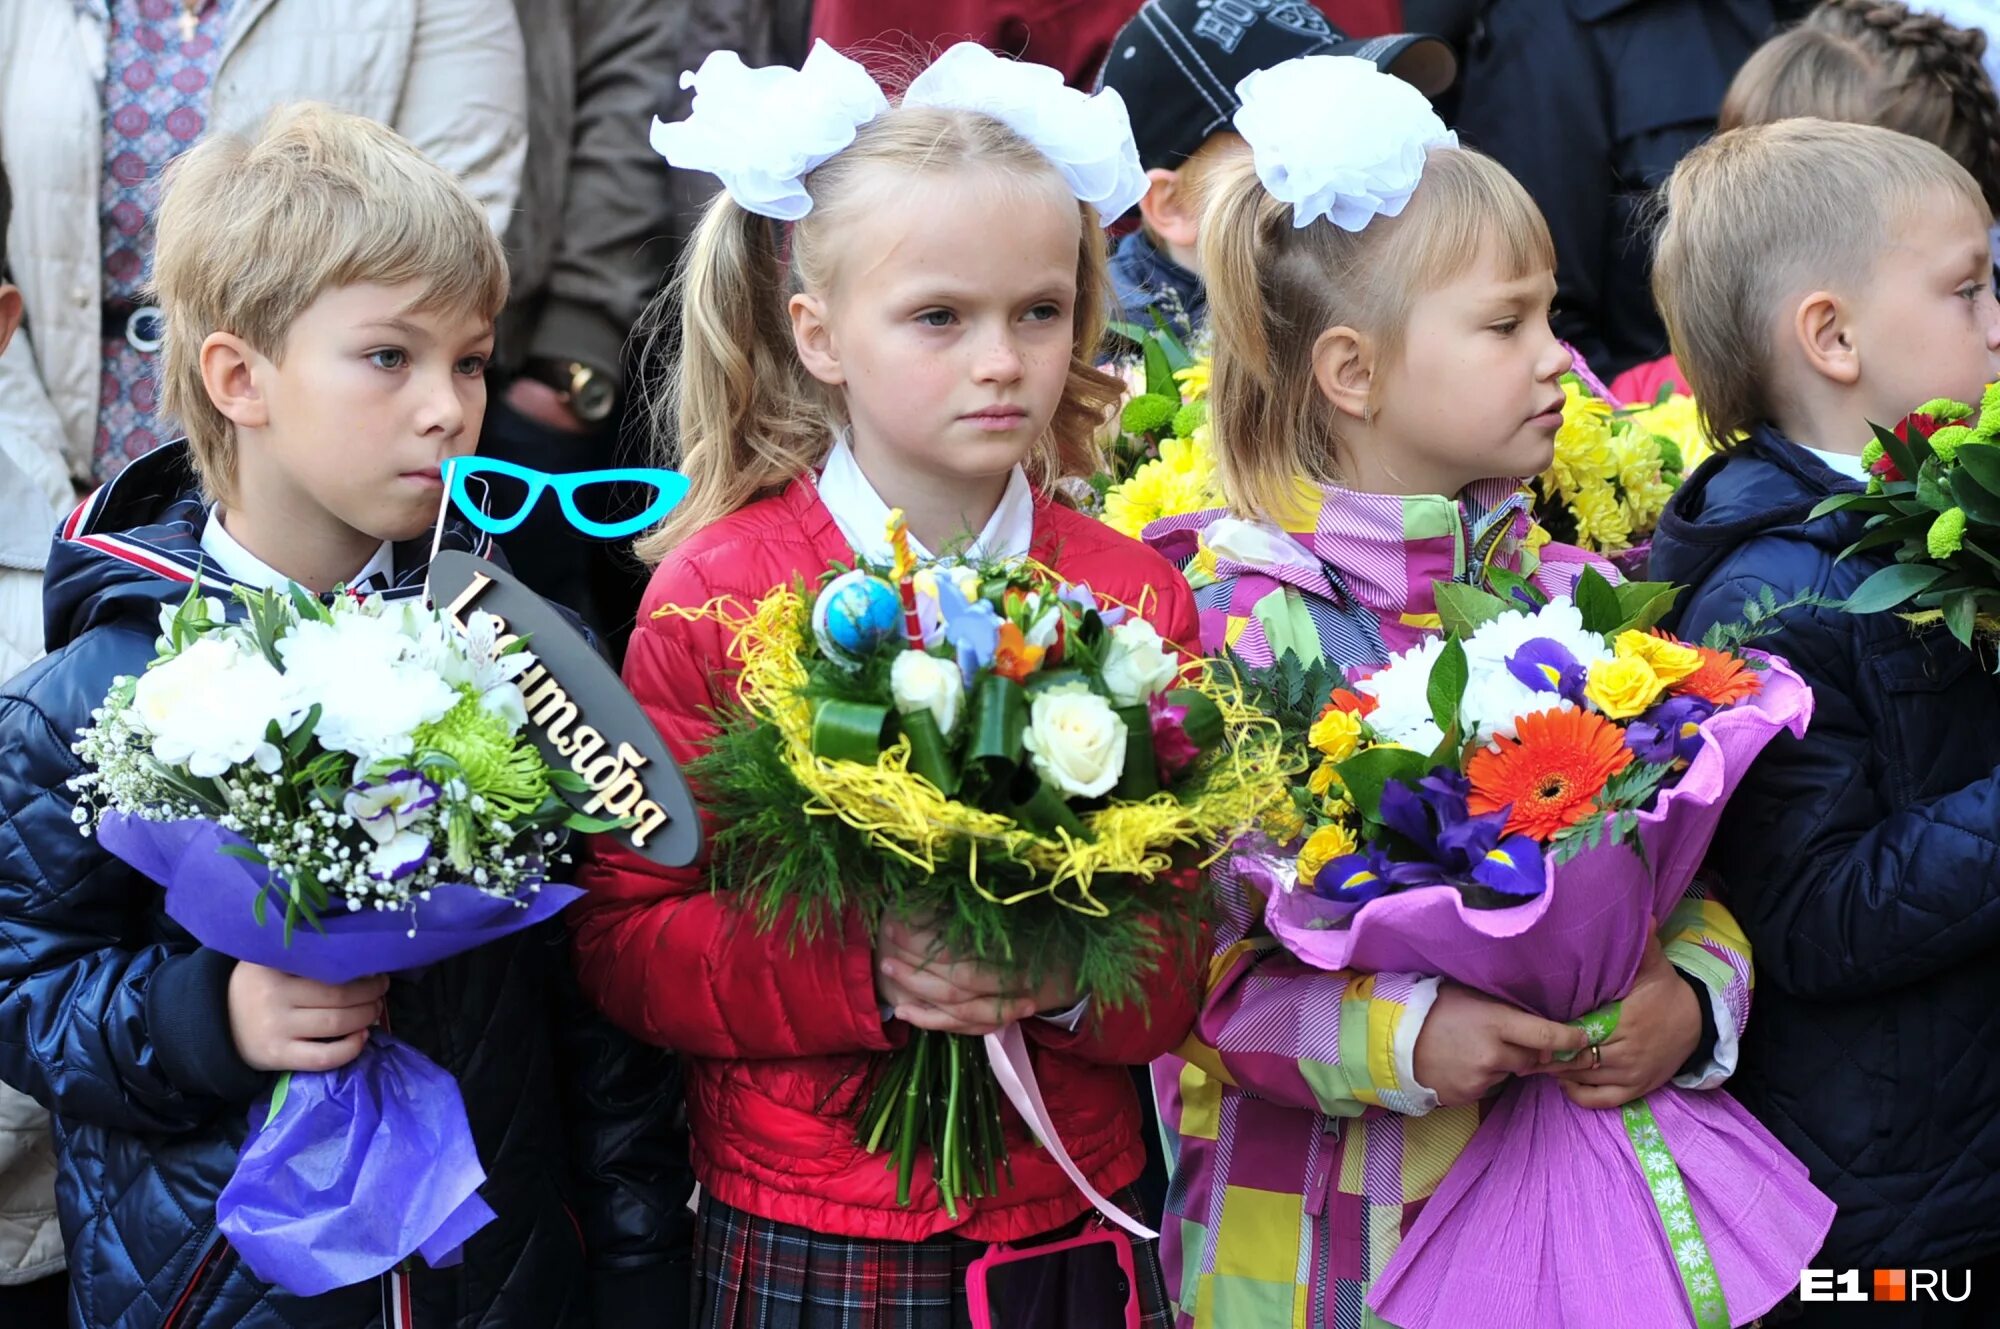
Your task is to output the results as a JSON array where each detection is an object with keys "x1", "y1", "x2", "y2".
[{"x1": 67, "y1": 584, "x2": 614, "y2": 1295}]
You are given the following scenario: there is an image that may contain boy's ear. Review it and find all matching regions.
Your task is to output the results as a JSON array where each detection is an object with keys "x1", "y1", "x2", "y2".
[
  {"x1": 1137, "y1": 168, "x2": 1201, "y2": 254},
  {"x1": 1793, "y1": 290, "x2": 1861, "y2": 386},
  {"x1": 201, "y1": 332, "x2": 270, "y2": 430},
  {"x1": 1311, "y1": 324, "x2": 1375, "y2": 422},
  {"x1": 789, "y1": 292, "x2": 844, "y2": 388},
  {"x1": 0, "y1": 285, "x2": 20, "y2": 358}
]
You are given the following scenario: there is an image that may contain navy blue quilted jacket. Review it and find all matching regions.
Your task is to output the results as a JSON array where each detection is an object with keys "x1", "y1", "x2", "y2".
[
  {"x1": 1650, "y1": 427, "x2": 2000, "y2": 1268},
  {"x1": 0, "y1": 445, "x2": 692, "y2": 1328}
]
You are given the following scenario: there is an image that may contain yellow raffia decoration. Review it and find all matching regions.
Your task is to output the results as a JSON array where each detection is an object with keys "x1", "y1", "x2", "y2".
[{"x1": 656, "y1": 583, "x2": 1288, "y2": 915}]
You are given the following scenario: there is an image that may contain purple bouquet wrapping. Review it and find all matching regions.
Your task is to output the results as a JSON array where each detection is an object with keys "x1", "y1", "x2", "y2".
[
  {"x1": 1259, "y1": 656, "x2": 1833, "y2": 1329},
  {"x1": 98, "y1": 812, "x2": 581, "y2": 1296}
]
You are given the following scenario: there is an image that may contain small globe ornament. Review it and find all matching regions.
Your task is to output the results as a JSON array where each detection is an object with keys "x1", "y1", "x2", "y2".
[{"x1": 812, "y1": 569, "x2": 904, "y2": 667}]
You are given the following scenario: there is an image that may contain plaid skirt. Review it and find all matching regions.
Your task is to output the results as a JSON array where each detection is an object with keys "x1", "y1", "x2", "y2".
[{"x1": 692, "y1": 1189, "x2": 1174, "y2": 1329}]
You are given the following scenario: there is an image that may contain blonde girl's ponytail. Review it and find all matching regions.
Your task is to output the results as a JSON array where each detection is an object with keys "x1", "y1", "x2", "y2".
[{"x1": 634, "y1": 191, "x2": 830, "y2": 563}]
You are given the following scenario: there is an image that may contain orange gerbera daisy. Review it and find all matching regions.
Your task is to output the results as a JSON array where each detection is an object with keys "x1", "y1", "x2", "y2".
[
  {"x1": 1671, "y1": 644, "x2": 1762, "y2": 706},
  {"x1": 1467, "y1": 708, "x2": 1634, "y2": 842},
  {"x1": 1326, "y1": 687, "x2": 1377, "y2": 718}
]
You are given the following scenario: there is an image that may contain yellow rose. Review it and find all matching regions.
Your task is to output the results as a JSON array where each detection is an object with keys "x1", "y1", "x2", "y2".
[
  {"x1": 1586, "y1": 655, "x2": 1668, "y2": 719},
  {"x1": 1570, "y1": 481, "x2": 1633, "y2": 553},
  {"x1": 1613, "y1": 630, "x2": 1702, "y2": 687},
  {"x1": 1307, "y1": 759, "x2": 1341, "y2": 799},
  {"x1": 1308, "y1": 706, "x2": 1363, "y2": 761},
  {"x1": 1296, "y1": 821, "x2": 1360, "y2": 886}
]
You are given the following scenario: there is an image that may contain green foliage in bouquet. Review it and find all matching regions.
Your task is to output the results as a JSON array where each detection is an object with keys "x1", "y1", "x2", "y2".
[{"x1": 1809, "y1": 386, "x2": 2000, "y2": 648}]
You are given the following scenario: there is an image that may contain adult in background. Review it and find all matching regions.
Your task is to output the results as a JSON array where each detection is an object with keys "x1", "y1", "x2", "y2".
[
  {"x1": 810, "y1": 0, "x2": 1410, "y2": 90},
  {"x1": 0, "y1": 0, "x2": 526, "y2": 504},
  {"x1": 484, "y1": 0, "x2": 681, "y2": 653},
  {"x1": 1452, "y1": 0, "x2": 1779, "y2": 377}
]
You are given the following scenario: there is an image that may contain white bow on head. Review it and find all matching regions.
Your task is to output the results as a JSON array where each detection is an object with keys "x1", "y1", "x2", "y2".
[
  {"x1": 649, "y1": 40, "x2": 1148, "y2": 227},
  {"x1": 1231, "y1": 55, "x2": 1457, "y2": 232}
]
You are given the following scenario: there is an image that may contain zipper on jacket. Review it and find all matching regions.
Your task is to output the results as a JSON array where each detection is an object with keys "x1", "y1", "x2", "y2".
[{"x1": 161, "y1": 1234, "x2": 235, "y2": 1329}]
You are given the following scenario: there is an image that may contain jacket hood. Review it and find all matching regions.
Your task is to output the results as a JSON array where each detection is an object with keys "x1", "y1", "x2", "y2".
[
  {"x1": 42, "y1": 441, "x2": 495, "y2": 655},
  {"x1": 1648, "y1": 425, "x2": 1867, "y2": 592}
]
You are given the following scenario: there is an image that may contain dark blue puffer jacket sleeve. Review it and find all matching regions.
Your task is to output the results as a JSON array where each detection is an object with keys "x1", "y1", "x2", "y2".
[
  {"x1": 1679, "y1": 570, "x2": 2000, "y2": 1000},
  {"x1": 0, "y1": 675, "x2": 267, "y2": 1135}
]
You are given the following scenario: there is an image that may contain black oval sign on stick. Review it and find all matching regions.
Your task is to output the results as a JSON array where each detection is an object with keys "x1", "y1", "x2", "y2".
[{"x1": 428, "y1": 551, "x2": 701, "y2": 868}]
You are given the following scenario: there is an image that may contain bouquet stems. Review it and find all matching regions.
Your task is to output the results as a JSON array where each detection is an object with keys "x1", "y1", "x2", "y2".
[{"x1": 856, "y1": 1030, "x2": 1008, "y2": 1215}]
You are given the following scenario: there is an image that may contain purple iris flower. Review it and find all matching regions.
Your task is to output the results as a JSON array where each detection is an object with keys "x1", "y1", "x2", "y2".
[
  {"x1": 1506, "y1": 638, "x2": 1588, "y2": 703},
  {"x1": 1317, "y1": 764, "x2": 1547, "y2": 904},
  {"x1": 1056, "y1": 580, "x2": 1126, "y2": 628},
  {"x1": 936, "y1": 576, "x2": 1003, "y2": 685},
  {"x1": 1625, "y1": 694, "x2": 1715, "y2": 765}
]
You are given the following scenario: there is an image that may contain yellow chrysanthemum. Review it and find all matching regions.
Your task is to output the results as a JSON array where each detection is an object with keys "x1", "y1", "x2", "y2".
[
  {"x1": 1585, "y1": 655, "x2": 1668, "y2": 720},
  {"x1": 1613, "y1": 630, "x2": 1702, "y2": 687},
  {"x1": 1173, "y1": 358, "x2": 1212, "y2": 402},
  {"x1": 1308, "y1": 706, "x2": 1363, "y2": 761},
  {"x1": 1570, "y1": 481, "x2": 1633, "y2": 552},
  {"x1": 1549, "y1": 386, "x2": 1617, "y2": 496},
  {"x1": 1296, "y1": 820, "x2": 1360, "y2": 887},
  {"x1": 1611, "y1": 430, "x2": 1664, "y2": 496},
  {"x1": 1262, "y1": 801, "x2": 1307, "y2": 843},
  {"x1": 1625, "y1": 393, "x2": 1715, "y2": 472},
  {"x1": 1101, "y1": 434, "x2": 1222, "y2": 538},
  {"x1": 1622, "y1": 475, "x2": 1677, "y2": 530}
]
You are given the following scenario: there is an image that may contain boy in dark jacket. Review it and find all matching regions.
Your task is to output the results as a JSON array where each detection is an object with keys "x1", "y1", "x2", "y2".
[
  {"x1": 1649, "y1": 117, "x2": 2000, "y2": 1319},
  {"x1": 0, "y1": 107, "x2": 691, "y2": 1329},
  {"x1": 1093, "y1": 0, "x2": 1455, "y2": 329}
]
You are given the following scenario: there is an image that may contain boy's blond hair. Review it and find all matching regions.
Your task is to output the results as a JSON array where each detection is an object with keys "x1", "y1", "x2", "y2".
[
  {"x1": 1198, "y1": 146, "x2": 1556, "y2": 521},
  {"x1": 1652, "y1": 117, "x2": 1987, "y2": 450},
  {"x1": 152, "y1": 103, "x2": 508, "y2": 504}
]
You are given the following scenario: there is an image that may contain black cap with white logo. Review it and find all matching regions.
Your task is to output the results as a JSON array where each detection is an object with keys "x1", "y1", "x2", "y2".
[{"x1": 1096, "y1": 0, "x2": 1458, "y2": 172}]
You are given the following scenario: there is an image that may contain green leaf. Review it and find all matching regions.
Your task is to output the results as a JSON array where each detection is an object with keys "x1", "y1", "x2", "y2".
[
  {"x1": 1953, "y1": 440, "x2": 2000, "y2": 494},
  {"x1": 1842, "y1": 562, "x2": 1949, "y2": 615},
  {"x1": 1612, "y1": 584, "x2": 1682, "y2": 636},
  {"x1": 1484, "y1": 566, "x2": 1546, "y2": 610},
  {"x1": 265, "y1": 1071, "x2": 292, "y2": 1127},
  {"x1": 218, "y1": 843, "x2": 268, "y2": 866},
  {"x1": 1433, "y1": 583, "x2": 1514, "y2": 638},
  {"x1": 1808, "y1": 492, "x2": 1878, "y2": 521},
  {"x1": 1144, "y1": 310, "x2": 1195, "y2": 371},
  {"x1": 285, "y1": 704, "x2": 323, "y2": 760},
  {"x1": 1107, "y1": 320, "x2": 1151, "y2": 345},
  {"x1": 1839, "y1": 510, "x2": 1935, "y2": 560},
  {"x1": 1573, "y1": 566, "x2": 1625, "y2": 635},
  {"x1": 1427, "y1": 638, "x2": 1468, "y2": 740},
  {"x1": 1950, "y1": 465, "x2": 2000, "y2": 525},
  {"x1": 1875, "y1": 421, "x2": 1924, "y2": 489},
  {"x1": 562, "y1": 813, "x2": 631, "y2": 834},
  {"x1": 1330, "y1": 745, "x2": 1432, "y2": 823},
  {"x1": 1945, "y1": 588, "x2": 1980, "y2": 645},
  {"x1": 1142, "y1": 337, "x2": 1176, "y2": 400}
]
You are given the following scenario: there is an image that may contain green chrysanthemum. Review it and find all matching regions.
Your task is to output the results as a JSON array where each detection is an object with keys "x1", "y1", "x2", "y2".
[
  {"x1": 1171, "y1": 399, "x2": 1208, "y2": 440},
  {"x1": 1929, "y1": 425, "x2": 1974, "y2": 463},
  {"x1": 1929, "y1": 506, "x2": 1968, "y2": 559},
  {"x1": 412, "y1": 693, "x2": 550, "y2": 818},
  {"x1": 1917, "y1": 396, "x2": 1975, "y2": 423},
  {"x1": 1978, "y1": 383, "x2": 2000, "y2": 440},
  {"x1": 1120, "y1": 393, "x2": 1178, "y2": 435},
  {"x1": 1860, "y1": 438, "x2": 1885, "y2": 471}
]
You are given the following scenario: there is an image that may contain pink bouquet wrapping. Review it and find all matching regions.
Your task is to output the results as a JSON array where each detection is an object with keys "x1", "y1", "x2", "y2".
[{"x1": 1255, "y1": 635, "x2": 1832, "y2": 1328}]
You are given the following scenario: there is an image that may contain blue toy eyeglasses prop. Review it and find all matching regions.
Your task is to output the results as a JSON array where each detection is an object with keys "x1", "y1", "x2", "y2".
[{"x1": 441, "y1": 457, "x2": 690, "y2": 540}]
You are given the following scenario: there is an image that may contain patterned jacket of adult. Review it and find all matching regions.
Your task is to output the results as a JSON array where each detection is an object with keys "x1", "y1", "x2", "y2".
[
  {"x1": 0, "y1": 0, "x2": 526, "y2": 499},
  {"x1": 0, "y1": 443, "x2": 693, "y2": 1329},
  {"x1": 1652, "y1": 427, "x2": 2000, "y2": 1269},
  {"x1": 572, "y1": 476, "x2": 1203, "y2": 1242}
]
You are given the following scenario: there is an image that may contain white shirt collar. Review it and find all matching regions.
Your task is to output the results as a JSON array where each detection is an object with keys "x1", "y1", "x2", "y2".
[
  {"x1": 1804, "y1": 445, "x2": 1872, "y2": 483},
  {"x1": 816, "y1": 435, "x2": 1036, "y2": 563},
  {"x1": 200, "y1": 509, "x2": 396, "y2": 593}
]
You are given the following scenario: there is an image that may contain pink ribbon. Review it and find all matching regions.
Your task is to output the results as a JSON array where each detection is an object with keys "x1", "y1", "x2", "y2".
[{"x1": 983, "y1": 1025, "x2": 1158, "y2": 1241}]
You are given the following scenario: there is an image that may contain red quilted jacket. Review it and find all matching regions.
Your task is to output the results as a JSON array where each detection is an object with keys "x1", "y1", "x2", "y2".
[{"x1": 572, "y1": 476, "x2": 1203, "y2": 1242}]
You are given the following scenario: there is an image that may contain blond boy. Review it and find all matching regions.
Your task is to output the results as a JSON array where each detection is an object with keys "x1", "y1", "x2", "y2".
[{"x1": 0, "y1": 105, "x2": 689, "y2": 1328}]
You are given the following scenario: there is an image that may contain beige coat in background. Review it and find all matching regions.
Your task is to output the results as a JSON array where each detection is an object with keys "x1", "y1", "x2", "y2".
[{"x1": 0, "y1": 0, "x2": 528, "y2": 501}]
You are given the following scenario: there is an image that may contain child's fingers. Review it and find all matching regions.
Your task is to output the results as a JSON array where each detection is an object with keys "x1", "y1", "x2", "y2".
[{"x1": 281, "y1": 1029, "x2": 370, "y2": 1073}]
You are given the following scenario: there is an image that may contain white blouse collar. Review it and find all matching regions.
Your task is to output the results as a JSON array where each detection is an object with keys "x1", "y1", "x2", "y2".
[{"x1": 816, "y1": 435, "x2": 1035, "y2": 563}]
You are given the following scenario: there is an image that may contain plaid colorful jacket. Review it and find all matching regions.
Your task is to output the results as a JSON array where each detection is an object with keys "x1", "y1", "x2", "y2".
[{"x1": 1143, "y1": 481, "x2": 1757, "y2": 1329}]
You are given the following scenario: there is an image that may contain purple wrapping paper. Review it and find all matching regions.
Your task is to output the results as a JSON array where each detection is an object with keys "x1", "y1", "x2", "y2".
[
  {"x1": 1255, "y1": 656, "x2": 1835, "y2": 1328},
  {"x1": 95, "y1": 812, "x2": 583, "y2": 1295},
  {"x1": 217, "y1": 1033, "x2": 498, "y2": 1296}
]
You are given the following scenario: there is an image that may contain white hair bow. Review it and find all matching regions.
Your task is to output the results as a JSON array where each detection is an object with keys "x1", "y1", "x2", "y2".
[
  {"x1": 904, "y1": 43, "x2": 1149, "y2": 226},
  {"x1": 650, "y1": 41, "x2": 889, "y2": 223},
  {"x1": 1232, "y1": 55, "x2": 1457, "y2": 232},
  {"x1": 650, "y1": 40, "x2": 1148, "y2": 226}
]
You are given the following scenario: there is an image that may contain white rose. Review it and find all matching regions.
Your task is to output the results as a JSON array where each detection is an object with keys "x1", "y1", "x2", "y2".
[
  {"x1": 1023, "y1": 594, "x2": 1062, "y2": 651},
  {"x1": 890, "y1": 650, "x2": 964, "y2": 734},
  {"x1": 1099, "y1": 619, "x2": 1180, "y2": 706},
  {"x1": 132, "y1": 637, "x2": 303, "y2": 778},
  {"x1": 1022, "y1": 684, "x2": 1127, "y2": 798}
]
